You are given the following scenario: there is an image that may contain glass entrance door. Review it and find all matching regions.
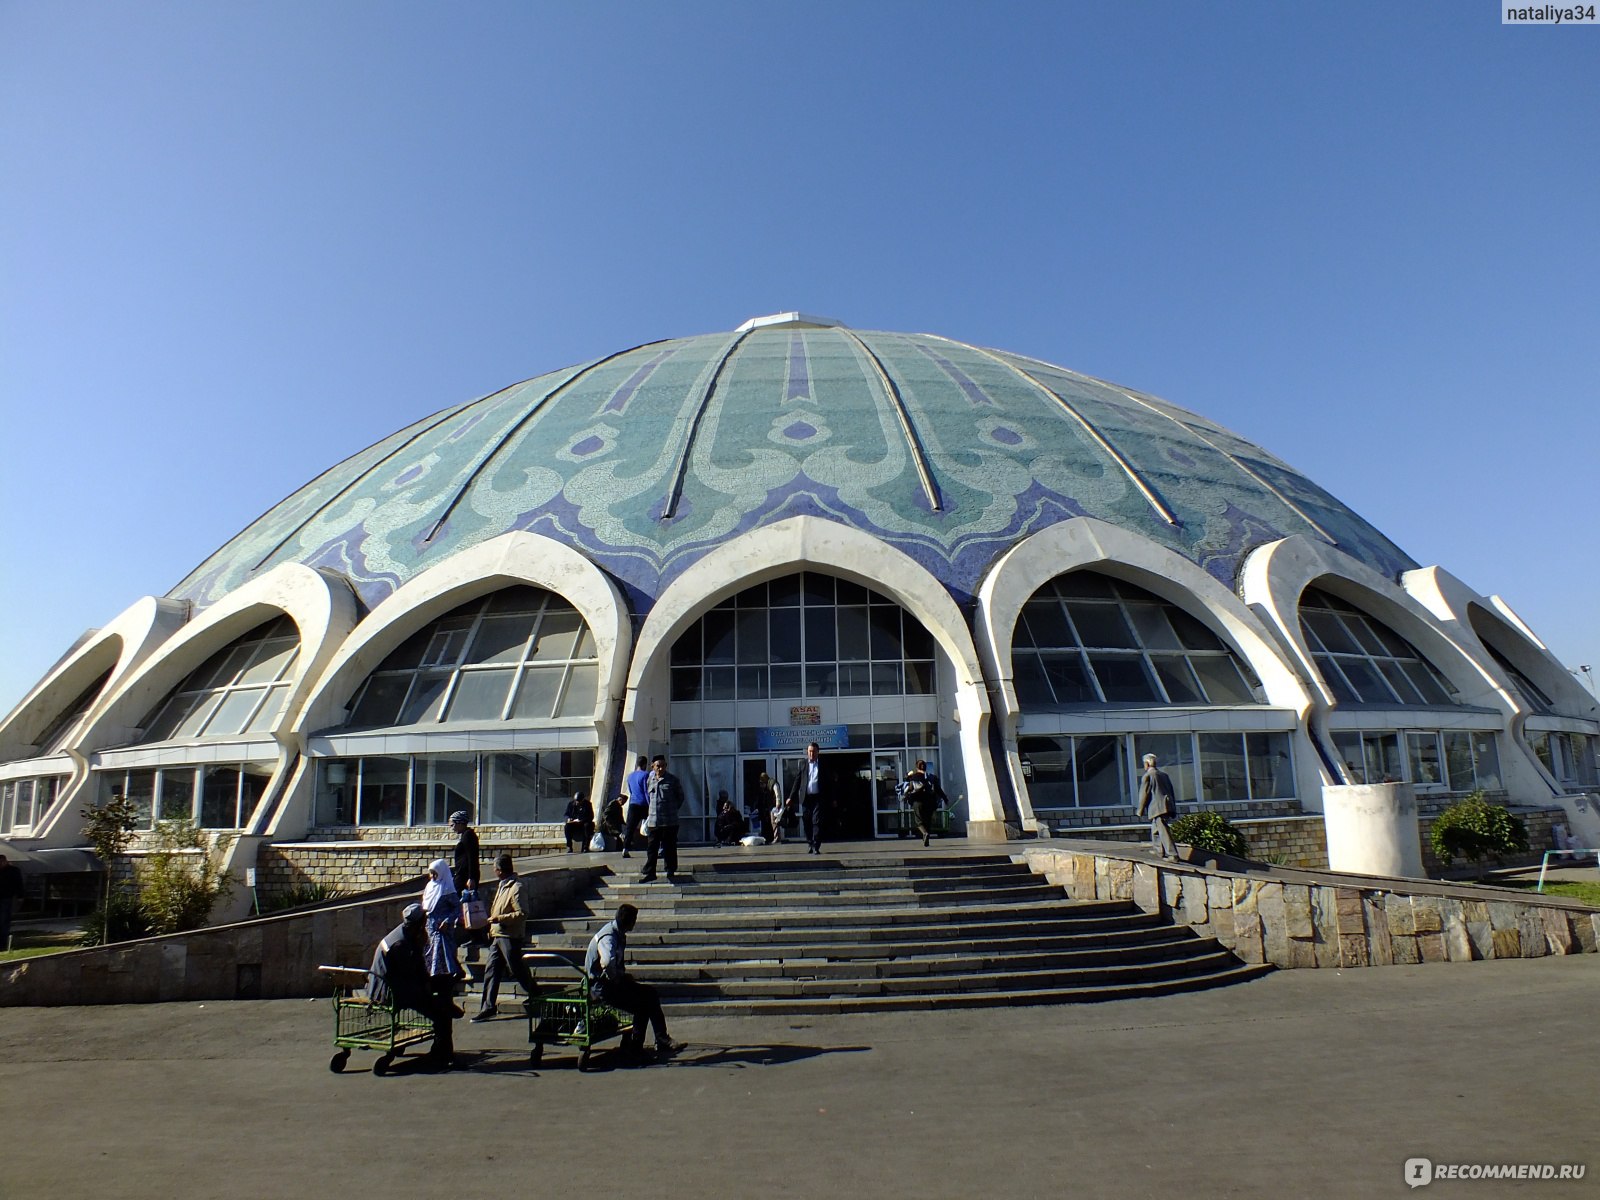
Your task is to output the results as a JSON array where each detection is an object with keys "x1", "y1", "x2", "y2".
[{"x1": 873, "y1": 752, "x2": 905, "y2": 837}]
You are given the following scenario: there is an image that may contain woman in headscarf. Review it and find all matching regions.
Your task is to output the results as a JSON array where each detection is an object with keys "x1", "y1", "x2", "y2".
[{"x1": 422, "y1": 859, "x2": 465, "y2": 1027}]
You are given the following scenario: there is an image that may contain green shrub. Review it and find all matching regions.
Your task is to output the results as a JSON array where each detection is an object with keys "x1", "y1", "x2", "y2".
[
  {"x1": 80, "y1": 890, "x2": 150, "y2": 947},
  {"x1": 1429, "y1": 791, "x2": 1528, "y2": 869},
  {"x1": 1169, "y1": 810, "x2": 1251, "y2": 858},
  {"x1": 135, "y1": 821, "x2": 235, "y2": 935}
]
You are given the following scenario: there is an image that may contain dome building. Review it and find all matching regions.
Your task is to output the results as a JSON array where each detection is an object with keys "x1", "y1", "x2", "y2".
[{"x1": 3, "y1": 314, "x2": 1596, "y2": 907}]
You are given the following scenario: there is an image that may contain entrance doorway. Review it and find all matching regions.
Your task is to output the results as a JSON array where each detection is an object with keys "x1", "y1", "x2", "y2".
[{"x1": 744, "y1": 750, "x2": 887, "y2": 841}]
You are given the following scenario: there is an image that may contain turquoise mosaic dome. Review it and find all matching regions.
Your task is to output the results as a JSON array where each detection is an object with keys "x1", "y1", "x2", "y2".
[{"x1": 169, "y1": 318, "x2": 1416, "y2": 615}]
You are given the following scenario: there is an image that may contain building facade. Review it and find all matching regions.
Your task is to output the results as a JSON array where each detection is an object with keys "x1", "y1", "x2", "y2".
[{"x1": 3, "y1": 314, "x2": 1597, "y2": 902}]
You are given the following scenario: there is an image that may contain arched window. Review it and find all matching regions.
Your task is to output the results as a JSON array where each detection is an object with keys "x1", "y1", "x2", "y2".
[
  {"x1": 344, "y1": 586, "x2": 599, "y2": 728},
  {"x1": 1013, "y1": 573, "x2": 1289, "y2": 814},
  {"x1": 1012, "y1": 573, "x2": 1260, "y2": 709},
  {"x1": 1297, "y1": 588, "x2": 1457, "y2": 707},
  {"x1": 140, "y1": 617, "x2": 300, "y2": 742},
  {"x1": 669, "y1": 573, "x2": 936, "y2": 702}
]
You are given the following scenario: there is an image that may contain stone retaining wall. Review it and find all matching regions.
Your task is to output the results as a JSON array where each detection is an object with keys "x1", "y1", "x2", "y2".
[
  {"x1": 1053, "y1": 807, "x2": 1564, "y2": 876},
  {"x1": 0, "y1": 863, "x2": 604, "y2": 1007},
  {"x1": 1057, "y1": 816, "x2": 1330, "y2": 869},
  {"x1": 255, "y1": 828, "x2": 568, "y2": 901},
  {"x1": 1020, "y1": 844, "x2": 1599, "y2": 970}
]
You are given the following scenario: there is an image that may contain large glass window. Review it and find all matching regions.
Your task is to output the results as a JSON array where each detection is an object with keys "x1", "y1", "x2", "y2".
[
  {"x1": 140, "y1": 617, "x2": 300, "y2": 742},
  {"x1": 1299, "y1": 589, "x2": 1458, "y2": 708},
  {"x1": 1481, "y1": 642, "x2": 1555, "y2": 715},
  {"x1": 1332, "y1": 729, "x2": 1500, "y2": 792},
  {"x1": 669, "y1": 574, "x2": 936, "y2": 702},
  {"x1": 312, "y1": 749, "x2": 595, "y2": 827},
  {"x1": 0, "y1": 775, "x2": 62, "y2": 833},
  {"x1": 1530, "y1": 731, "x2": 1599, "y2": 791},
  {"x1": 95, "y1": 763, "x2": 268, "y2": 829},
  {"x1": 1013, "y1": 574, "x2": 1262, "y2": 710},
  {"x1": 1020, "y1": 731, "x2": 1293, "y2": 810},
  {"x1": 345, "y1": 587, "x2": 599, "y2": 728}
]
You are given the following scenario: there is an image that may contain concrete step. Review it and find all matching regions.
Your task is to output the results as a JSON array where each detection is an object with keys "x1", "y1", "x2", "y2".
[
  {"x1": 597, "y1": 924, "x2": 1203, "y2": 961},
  {"x1": 512, "y1": 847, "x2": 1267, "y2": 1014},
  {"x1": 523, "y1": 900, "x2": 1153, "y2": 939},
  {"x1": 598, "y1": 871, "x2": 1046, "y2": 897},
  {"x1": 589, "y1": 884, "x2": 1067, "y2": 911},
  {"x1": 623, "y1": 939, "x2": 1223, "y2": 984},
  {"x1": 648, "y1": 949, "x2": 1255, "y2": 1002},
  {"x1": 619, "y1": 860, "x2": 1036, "y2": 885},
  {"x1": 658, "y1": 963, "x2": 1273, "y2": 1016}
]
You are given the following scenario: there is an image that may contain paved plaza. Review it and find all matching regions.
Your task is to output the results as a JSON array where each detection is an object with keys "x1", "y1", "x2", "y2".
[{"x1": 2, "y1": 952, "x2": 1596, "y2": 1199}]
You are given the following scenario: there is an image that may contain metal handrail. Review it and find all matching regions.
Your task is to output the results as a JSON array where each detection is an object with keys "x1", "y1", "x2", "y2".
[{"x1": 1535, "y1": 848, "x2": 1599, "y2": 893}]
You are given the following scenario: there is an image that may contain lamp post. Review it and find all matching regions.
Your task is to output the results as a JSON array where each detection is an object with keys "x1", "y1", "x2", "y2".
[{"x1": 1572, "y1": 664, "x2": 1597, "y2": 700}]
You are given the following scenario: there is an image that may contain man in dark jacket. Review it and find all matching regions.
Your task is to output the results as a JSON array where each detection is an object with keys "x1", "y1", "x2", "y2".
[
  {"x1": 564, "y1": 793, "x2": 595, "y2": 853},
  {"x1": 639, "y1": 755, "x2": 684, "y2": 883},
  {"x1": 449, "y1": 810, "x2": 481, "y2": 891},
  {"x1": 0, "y1": 854, "x2": 23, "y2": 951},
  {"x1": 450, "y1": 809, "x2": 484, "y2": 958},
  {"x1": 368, "y1": 903, "x2": 455, "y2": 1067},
  {"x1": 786, "y1": 741, "x2": 828, "y2": 854}
]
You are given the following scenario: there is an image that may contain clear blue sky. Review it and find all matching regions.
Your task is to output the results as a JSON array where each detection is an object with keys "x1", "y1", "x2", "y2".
[{"x1": 2, "y1": 1, "x2": 1596, "y2": 714}]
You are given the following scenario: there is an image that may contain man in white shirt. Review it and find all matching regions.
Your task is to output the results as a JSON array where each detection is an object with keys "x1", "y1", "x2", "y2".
[{"x1": 785, "y1": 741, "x2": 827, "y2": 855}]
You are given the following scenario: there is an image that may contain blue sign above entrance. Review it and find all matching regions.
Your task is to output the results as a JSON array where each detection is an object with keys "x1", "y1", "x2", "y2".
[{"x1": 756, "y1": 725, "x2": 849, "y2": 751}]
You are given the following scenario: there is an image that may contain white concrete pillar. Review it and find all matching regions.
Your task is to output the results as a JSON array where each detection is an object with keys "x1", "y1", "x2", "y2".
[{"x1": 1321, "y1": 782, "x2": 1425, "y2": 878}]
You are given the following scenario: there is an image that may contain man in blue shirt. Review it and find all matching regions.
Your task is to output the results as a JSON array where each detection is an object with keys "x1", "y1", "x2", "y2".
[{"x1": 622, "y1": 755, "x2": 650, "y2": 859}]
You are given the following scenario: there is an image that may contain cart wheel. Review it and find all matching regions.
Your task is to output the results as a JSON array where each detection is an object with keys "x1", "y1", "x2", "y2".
[
  {"x1": 328, "y1": 1049, "x2": 350, "y2": 1073},
  {"x1": 578, "y1": 1047, "x2": 593, "y2": 1072},
  {"x1": 373, "y1": 1054, "x2": 394, "y2": 1076},
  {"x1": 528, "y1": 1041, "x2": 544, "y2": 1067}
]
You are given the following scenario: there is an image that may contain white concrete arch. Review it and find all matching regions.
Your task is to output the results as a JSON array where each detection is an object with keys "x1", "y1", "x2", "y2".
[
  {"x1": 29, "y1": 565, "x2": 358, "y2": 863},
  {"x1": 1402, "y1": 565, "x2": 1600, "y2": 833},
  {"x1": 1240, "y1": 537, "x2": 1527, "y2": 817},
  {"x1": 79, "y1": 564, "x2": 360, "y2": 759},
  {"x1": 1241, "y1": 538, "x2": 1509, "y2": 712},
  {"x1": 0, "y1": 595, "x2": 190, "y2": 766},
  {"x1": 1405, "y1": 565, "x2": 1599, "y2": 724},
  {"x1": 975, "y1": 517, "x2": 1319, "y2": 828},
  {"x1": 0, "y1": 595, "x2": 190, "y2": 843},
  {"x1": 622, "y1": 516, "x2": 1008, "y2": 839},
  {"x1": 279, "y1": 531, "x2": 632, "y2": 837}
]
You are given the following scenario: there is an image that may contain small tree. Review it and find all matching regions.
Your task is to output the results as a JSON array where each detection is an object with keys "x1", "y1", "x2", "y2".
[
  {"x1": 136, "y1": 821, "x2": 235, "y2": 935},
  {"x1": 80, "y1": 793, "x2": 139, "y2": 945},
  {"x1": 1430, "y1": 790, "x2": 1528, "y2": 874},
  {"x1": 1170, "y1": 810, "x2": 1251, "y2": 859}
]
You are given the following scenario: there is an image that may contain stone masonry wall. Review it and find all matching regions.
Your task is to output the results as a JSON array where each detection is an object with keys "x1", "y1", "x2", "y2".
[
  {"x1": 1055, "y1": 807, "x2": 1564, "y2": 876},
  {"x1": 1020, "y1": 845, "x2": 1599, "y2": 970},
  {"x1": 1058, "y1": 816, "x2": 1329, "y2": 868},
  {"x1": 0, "y1": 862, "x2": 605, "y2": 1006},
  {"x1": 255, "y1": 826, "x2": 568, "y2": 902}
]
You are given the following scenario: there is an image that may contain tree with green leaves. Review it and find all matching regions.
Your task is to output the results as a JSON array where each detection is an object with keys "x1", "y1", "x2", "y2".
[
  {"x1": 79, "y1": 792, "x2": 140, "y2": 945},
  {"x1": 135, "y1": 821, "x2": 235, "y2": 934}
]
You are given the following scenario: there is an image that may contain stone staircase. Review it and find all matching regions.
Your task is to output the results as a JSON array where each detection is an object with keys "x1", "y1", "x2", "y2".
[{"x1": 512, "y1": 852, "x2": 1269, "y2": 1016}]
